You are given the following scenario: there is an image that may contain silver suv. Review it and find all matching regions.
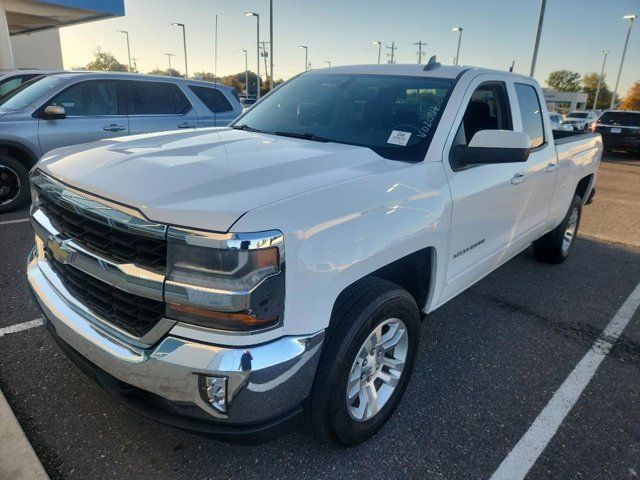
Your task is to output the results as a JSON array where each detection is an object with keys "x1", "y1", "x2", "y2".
[{"x1": 0, "y1": 72, "x2": 242, "y2": 212}]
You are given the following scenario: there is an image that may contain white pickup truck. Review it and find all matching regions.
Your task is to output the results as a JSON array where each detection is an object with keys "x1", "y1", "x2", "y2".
[{"x1": 27, "y1": 63, "x2": 602, "y2": 446}]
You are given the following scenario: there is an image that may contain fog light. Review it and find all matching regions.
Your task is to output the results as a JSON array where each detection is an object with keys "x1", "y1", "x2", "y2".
[{"x1": 199, "y1": 375, "x2": 228, "y2": 413}]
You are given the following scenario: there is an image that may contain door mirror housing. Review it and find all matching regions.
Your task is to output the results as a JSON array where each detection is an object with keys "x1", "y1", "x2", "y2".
[
  {"x1": 42, "y1": 105, "x2": 66, "y2": 120},
  {"x1": 453, "y1": 130, "x2": 531, "y2": 167}
]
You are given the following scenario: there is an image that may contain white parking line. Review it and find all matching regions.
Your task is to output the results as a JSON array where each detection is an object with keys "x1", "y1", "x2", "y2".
[
  {"x1": 0, "y1": 218, "x2": 29, "y2": 226},
  {"x1": 490, "y1": 281, "x2": 640, "y2": 480},
  {"x1": 0, "y1": 318, "x2": 43, "y2": 337}
]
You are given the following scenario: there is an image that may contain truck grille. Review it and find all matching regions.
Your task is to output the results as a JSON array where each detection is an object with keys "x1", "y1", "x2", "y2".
[
  {"x1": 47, "y1": 252, "x2": 165, "y2": 337},
  {"x1": 39, "y1": 195, "x2": 166, "y2": 271}
]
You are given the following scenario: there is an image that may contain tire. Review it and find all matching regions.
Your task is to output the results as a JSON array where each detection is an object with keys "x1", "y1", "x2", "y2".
[
  {"x1": 533, "y1": 194, "x2": 582, "y2": 264},
  {"x1": 305, "y1": 277, "x2": 420, "y2": 447},
  {"x1": 0, "y1": 155, "x2": 30, "y2": 213}
]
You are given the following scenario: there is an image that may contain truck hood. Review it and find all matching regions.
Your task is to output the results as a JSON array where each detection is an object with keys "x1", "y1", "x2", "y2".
[{"x1": 37, "y1": 127, "x2": 388, "y2": 231}]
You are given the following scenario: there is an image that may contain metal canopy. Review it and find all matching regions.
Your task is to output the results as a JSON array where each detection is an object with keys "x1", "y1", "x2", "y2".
[{"x1": 5, "y1": 0, "x2": 124, "y2": 35}]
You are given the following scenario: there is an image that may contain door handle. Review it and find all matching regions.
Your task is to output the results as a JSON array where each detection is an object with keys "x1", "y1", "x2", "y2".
[
  {"x1": 546, "y1": 162, "x2": 557, "y2": 172},
  {"x1": 103, "y1": 124, "x2": 126, "y2": 132},
  {"x1": 511, "y1": 173, "x2": 525, "y2": 185},
  {"x1": 177, "y1": 122, "x2": 196, "y2": 129}
]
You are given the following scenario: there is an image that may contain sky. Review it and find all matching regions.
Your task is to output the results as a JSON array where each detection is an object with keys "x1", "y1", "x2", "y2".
[{"x1": 59, "y1": 0, "x2": 640, "y2": 96}]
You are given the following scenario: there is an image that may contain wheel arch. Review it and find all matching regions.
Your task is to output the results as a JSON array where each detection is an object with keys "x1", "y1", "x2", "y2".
[
  {"x1": 328, "y1": 246, "x2": 436, "y2": 333},
  {"x1": 575, "y1": 174, "x2": 594, "y2": 204},
  {"x1": 0, "y1": 140, "x2": 39, "y2": 169}
]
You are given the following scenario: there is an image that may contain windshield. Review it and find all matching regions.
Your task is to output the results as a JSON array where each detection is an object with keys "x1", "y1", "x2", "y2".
[
  {"x1": 0, "y1": 76, "x2": 66, "y2": 111},
  {"x1": 568, "y1": 112, "x2": 588, "y2": 118},
  {"x1": 598, "y1": 112, "x2": 640, "y2": 127},
  {"x1": 232, "y1": 74, "x2": 454, "y2": 161}
]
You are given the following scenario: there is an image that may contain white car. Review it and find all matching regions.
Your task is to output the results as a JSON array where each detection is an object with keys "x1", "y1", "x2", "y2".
[
  {"x1": 27, "y1": 63, "x2": 602, "y2": 446},
  {"x1": 564, "y1": 110, "x2": 599, "y2": 131},
  {"x1": 548, "y1": 112, "x2": 573, "y2": 131}
]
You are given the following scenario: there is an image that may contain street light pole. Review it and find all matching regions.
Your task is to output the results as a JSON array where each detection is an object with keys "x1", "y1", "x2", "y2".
[
  {"x1": 530, "y1": 0, "x2": 547, "y2": 77},
  {"x1": 245, "y1": 12, "x2": 260, "y2": 99},
  {"x1": 299, "y1": 45, "x2": 308, "y2": 71},
  {"x1": 164, "y1": 53, "x2": 175, "y2": 75},
  {"x1": 372, "y1": 41, "x2": 381, "y2": 64},
  {"x1": 116, "y1": 30, "x2": 132, "y2": 72},
  {"x1": 610, "y1": 14, "x2": 637, "y2": 109},
  {"x1": 170, "y1": 23, "x2": 188, "y2": 78},
  {"x1": 593, "y1": 50, "x2": 608, "y2": 110},
  {"x1": 241, "y1": 49, "x2": 248, "y2": 97},
  {"x1": 269, "y1": 0, "x2": 274, "y2": 91},
  {"x1": 452, "y1": 27, "x2": 463, "y2": 66}
]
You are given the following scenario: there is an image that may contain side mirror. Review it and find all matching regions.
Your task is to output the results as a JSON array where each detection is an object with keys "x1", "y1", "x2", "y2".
[
  {"x1": 42, "y1": 105, "x2": 66, "y2": 120},
  {"x1": 453, "y1": 130, "x2": 531, "y2": 167}
]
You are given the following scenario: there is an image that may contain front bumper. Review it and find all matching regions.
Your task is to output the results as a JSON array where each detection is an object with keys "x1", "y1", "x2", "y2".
[{"x1": 27, "y1": 243, "x2": 324, "y2": 431}]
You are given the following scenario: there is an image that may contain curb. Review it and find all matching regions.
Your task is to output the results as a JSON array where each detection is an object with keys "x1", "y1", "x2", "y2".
[{"x1": 0, "y1": 389, "x2": 49, "y2": 480}]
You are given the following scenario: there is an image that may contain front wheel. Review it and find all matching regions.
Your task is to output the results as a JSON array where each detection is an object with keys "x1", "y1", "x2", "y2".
[
  {"x1": 305, "y1": 277, "x2": 420, "y2": 447},
  {"x1": 533, "y1": 194, "x2": 582, "y2": 264},
  {"x1": 0, "y1": 155, "x2": 30, "y2": 213}
]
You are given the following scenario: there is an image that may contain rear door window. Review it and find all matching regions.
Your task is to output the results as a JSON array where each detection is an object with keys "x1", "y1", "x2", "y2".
[
  {"x1": 189, "y1": 85, "x2": 234, "y2": 113},
  {"x1": 129, "y1": 81, "x2": 191, "y2": 115},
  {"x1": 515, "y1": 83, "x2": 545, "y2": 148}
]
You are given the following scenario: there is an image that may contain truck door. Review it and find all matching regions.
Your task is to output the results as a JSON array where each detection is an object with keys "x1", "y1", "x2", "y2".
[
  {"x1": 37, "y1": 80, "x2": 129, "y2": 155},
  {"x1": 440, "y1": 76, "x2": 531, "y2": 303},
  {"x1": 507, "y1": 82, "x2": 557, "y2": 249}
]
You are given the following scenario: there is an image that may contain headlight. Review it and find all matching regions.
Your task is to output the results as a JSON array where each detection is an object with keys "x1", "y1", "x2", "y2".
[{"x1": 165, "y1": 227, "x2": 284, "y2": 332}]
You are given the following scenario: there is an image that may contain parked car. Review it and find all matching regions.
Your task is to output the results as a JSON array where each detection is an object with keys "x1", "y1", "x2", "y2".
[
  {"x1": 564, "y1": 110, "x2": 599, "y2": 131},
  {"x1": 27, "y1": 64, "x2": 601, "y2": 446},
  {"x1": 0, "y1": 72, "x2": 242, "y2": 211},
  {"x1": 0, "y1": 69, "x2": 60, "y2": 97},
  {"x1": 548, "y1": 112, "x2": 573, "y2": 131},
  {"x1": 591, "y1": 110, "x2": 640, "y2": 154}
]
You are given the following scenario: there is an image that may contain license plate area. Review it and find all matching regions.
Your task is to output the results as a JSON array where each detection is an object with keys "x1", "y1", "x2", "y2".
[{"x1": 610, "y1": 127, "x2": 622, "y2": 134}]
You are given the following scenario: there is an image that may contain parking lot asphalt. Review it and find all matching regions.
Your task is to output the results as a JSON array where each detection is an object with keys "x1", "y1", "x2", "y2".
[{"x1": 0, "y1": 153, "x2": 639, "y2": 480}]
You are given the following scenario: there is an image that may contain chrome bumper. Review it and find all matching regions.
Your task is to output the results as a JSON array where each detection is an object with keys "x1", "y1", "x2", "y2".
[{"x1": 28, "y1": 244, "x2": 324, "y2": 424}]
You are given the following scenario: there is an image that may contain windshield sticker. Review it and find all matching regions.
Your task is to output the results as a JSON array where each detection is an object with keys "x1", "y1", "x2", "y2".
[
  {"x1": 387, "y1": 130, "x2": 412, "y2": 146},
  {"x1": 417, "y1": 105, "x2": 440, "y2": 138}
]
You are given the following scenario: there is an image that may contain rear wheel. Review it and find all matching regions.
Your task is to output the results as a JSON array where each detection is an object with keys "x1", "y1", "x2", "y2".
[
  {"x1": 533, "y1": 194, "x2": 582, "y2": 264},
  {"x1": 305, "y1": 277, "x2": 420, "y2": 447},
  {"x1": 0, "y1": 155, "x2": 29, "y2": 213}
]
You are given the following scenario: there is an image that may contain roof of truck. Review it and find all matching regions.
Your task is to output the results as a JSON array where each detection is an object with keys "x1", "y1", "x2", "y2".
[{"x1": 305, "y1": 63, "x2": 536, "y2": 82}]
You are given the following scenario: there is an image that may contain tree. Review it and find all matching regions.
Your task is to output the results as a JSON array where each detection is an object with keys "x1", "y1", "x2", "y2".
[
  {"x1": 619, "y1": 81, "x2": 640, "y2": 111},
  {"x1": 582, "y1": 72, "x2": 613, "y2": 110},
  {"x1": 85, "y1": 48, "x2": 128, "y2": 72},
  {"x1": 546, "y1": 70, "x2": 581, "y2": 92},
  {"x1": 148, "y1": 68, "x2": 182, "y2": 77}
]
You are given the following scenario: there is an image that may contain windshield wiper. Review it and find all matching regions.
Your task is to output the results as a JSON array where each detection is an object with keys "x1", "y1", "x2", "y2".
[
  {"x1": 231, "y1": 124, "x2": 263, "y2": 133},
  {"x1": 274, "y1": 131, "x2": 331, "y2": 143}
]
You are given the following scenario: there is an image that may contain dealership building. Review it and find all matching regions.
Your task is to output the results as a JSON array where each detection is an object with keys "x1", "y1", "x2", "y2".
[
  {"x1": 0, "y1": 0, "x2": 124, "y2": 70},
  {"x1": 543, "y1": 88, "x2": 589, "y2": 113}
]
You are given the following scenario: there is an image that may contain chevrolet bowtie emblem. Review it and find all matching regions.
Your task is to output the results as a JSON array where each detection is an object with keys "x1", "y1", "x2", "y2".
[{"x1": 46, "y1": 236, "x2": 75, "y2": 265}]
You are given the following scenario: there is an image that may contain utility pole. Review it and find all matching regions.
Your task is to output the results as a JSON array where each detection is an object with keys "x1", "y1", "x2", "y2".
[
  {"x1": 116, "y1": 30, "x2": 132, "y2": 72},
  {"x1": 452, "y1": 27, "x2": 463, "y2": 66},
  {"x1": 241, "y1": 49, "x2": 248, "y2": 96},
  {"x1": 269, "y1": 0, "x2": 274, "y2": 90},
  {"x1": 299, "y1": 45, "x2": 308, "y2": 71},
  {"x1": 593, "y1": 50, "x2": 608, "y2": 110},
  {"x1": 386, "y1": 41, "x2": 397, "y2": 64},
  {"x1": 530, "y1": 0, "x2": 547, "y2": 77},
  {"x1": 214, "y1": 14, "x2": 218, "y2": 82},
  {"x1": 413, "y1": 41, "x2": 427, "y2": 64},
  {"x1": 132, "y1": 57, "x2": 138, "y2": 72},
  {"x1": 164, "y1": 53, "x2": 175, "y2": 74},
  {"x1": 260, "y1": 41, "x2": 269, "y2": 86},
  {"x1": 611, "y1": 14, "x2": 637, "y2": 109},
  {"x1": 372, "y1": 41, "x2": 382, "y2": 64}
]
